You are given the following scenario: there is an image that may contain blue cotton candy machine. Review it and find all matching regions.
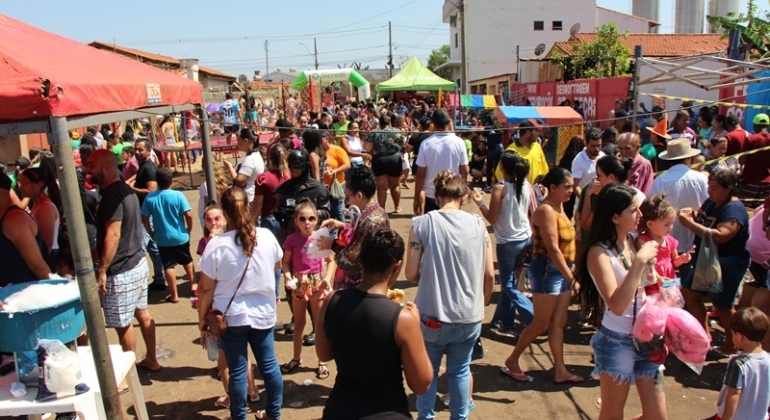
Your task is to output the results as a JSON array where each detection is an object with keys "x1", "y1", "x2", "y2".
[{"x1": 0, "y1": 279, "x2": 85, "y2": 353}]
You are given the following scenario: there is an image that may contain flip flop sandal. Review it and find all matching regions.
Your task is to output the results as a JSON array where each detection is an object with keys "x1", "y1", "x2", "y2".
[
  {"x1": 553, "y1": 374, "x2": 585, "y2": 384},
  {"x1": 316, "y1": 363, "x2": 330, "y2": 380},
  {"x1": 280, "y1": 359, "x2": 301, "y2": 374},
  {"x1": 254, "y1": 410, "x2": 276, "y2": 420},
  {"x1": 500, "y1": 367, "x2": 532, "y2": 382},
  {"x1": 215, "y1": 396, "x2": 230, "y2": 409},
  {"x1": 164, "y1": 295, "x2": 179, "y2": 304}
]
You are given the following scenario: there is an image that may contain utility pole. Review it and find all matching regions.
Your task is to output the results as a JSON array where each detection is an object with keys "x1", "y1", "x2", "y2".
[
  {"x1": 265, "y1": 40, "x2": 269, "y2": 81},
  {"x1": 313, "y1": 37, "x2": 319, "y2": 70},
  {"x1": 459, "y1": 0, "x2": 468, "y2": 93},
  {"x1": 388, "y1": 21, "x2": 394, "y2": 77},
  {"x1": 515, "y1": 45, "x2": 520, "y2": 83}
]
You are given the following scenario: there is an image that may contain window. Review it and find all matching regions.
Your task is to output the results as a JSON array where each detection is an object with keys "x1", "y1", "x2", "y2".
[
  {"x1": 455, "y1": 32, "x2": 459, "y2": 48},
  {"x1": 552, "y1": 21, "x2": 563, "y2": 30},
  {"x1": 534, "y1": 21, "x2": 544, "y2": 31}
]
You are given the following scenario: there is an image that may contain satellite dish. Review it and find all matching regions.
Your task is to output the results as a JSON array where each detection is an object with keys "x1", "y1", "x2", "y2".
[
  {"x1": 534, "y1": 43, "x2": 546, "y2": 56},
  {"x1": 569, "y1": 23, "x2": 581, "y2": 37}
]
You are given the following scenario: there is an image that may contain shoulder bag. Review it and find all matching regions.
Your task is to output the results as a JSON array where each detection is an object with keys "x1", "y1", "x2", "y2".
[{"x1": 206, "y1": 256, "x2": 252, "y2": 337}]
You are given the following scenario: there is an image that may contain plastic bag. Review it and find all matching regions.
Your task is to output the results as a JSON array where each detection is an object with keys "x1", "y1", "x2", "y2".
[
  {"x1": 307, "y1": 227, "x2": 334, "y2": 259},
  {"x1": 330, "y1": 177, "x2": 345, "y2": 200},
  {"x1": 692, "y1": 231, "x2": 722, "y2": 293},
  {"x1": 35, "y1": 339, "x2": 89, "y2": 401},
  {"x1": 632, "y1": 293, "x2": 669, "y2": 342},
  {"x1": 664, "y1": 308, "x2": 710, "y2": 366},
  {"x1": 659, "y1": 283, "x2": 685, "y2": 309}
]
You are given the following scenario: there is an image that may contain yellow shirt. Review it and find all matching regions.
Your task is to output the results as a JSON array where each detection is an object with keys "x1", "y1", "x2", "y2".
[
  {"x1": 323, "y1": 145, "x2": 350, "y2": 186},
  {"x1": 496, "y1": 141, "x2": 549, "y2": 184}
]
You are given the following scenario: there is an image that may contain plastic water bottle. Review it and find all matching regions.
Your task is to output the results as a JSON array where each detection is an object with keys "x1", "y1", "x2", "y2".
[{"x1": 205, "y1": 333, "x2": 219, "y2": 362}]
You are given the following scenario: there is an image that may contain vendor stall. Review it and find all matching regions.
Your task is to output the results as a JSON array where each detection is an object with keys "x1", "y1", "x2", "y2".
[
  {"x1": 0, "y1": 13, "x2": 210, "y2": 418},
  {"x1": 376, "y1": 56, "x2": 456, "y2": 93},
  {"x1": 495, "y1": 106, "x2": 584, "y2": 164}
]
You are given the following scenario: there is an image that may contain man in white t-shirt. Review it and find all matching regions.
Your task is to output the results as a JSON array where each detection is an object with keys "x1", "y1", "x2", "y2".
[
  {"x1": 414, "y1": 109, "x2": 470, "y2": 215},
  {"x1": 571, "y1": 128, "x2": 605, "y2": 197}
]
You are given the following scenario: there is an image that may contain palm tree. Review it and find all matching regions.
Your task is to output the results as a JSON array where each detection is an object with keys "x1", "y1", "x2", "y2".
[{"x1": 708, "y1": 0, "x2": 770, "y2": 57}]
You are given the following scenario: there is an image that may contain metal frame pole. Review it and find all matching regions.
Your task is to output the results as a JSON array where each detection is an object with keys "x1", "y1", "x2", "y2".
[
  {"x1": 49, "y1": 116, "x2": 123, "y2": 419},
  {"x1": 199, "y1": 108, "x2": 217, "y2": 204},
  {"x1": 632, "y1": 46, "x2": 643, "y2": 133}
]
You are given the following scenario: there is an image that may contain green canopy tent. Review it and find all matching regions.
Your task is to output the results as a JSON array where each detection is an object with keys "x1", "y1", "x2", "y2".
[
  {"x1": 376, "y1": 56, "x2": 456, "y2": 92},
  {"x1": 290, "y1": 68, "x2": 371, "y2": 101}
]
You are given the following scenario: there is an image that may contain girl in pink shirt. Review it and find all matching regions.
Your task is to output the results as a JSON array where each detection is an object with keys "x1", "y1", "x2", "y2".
[
  {"x1": 637, "y1": 194, "x2": 694, "y2": 278},
  {"x1": 280, "y1": 200, "x2": 335, "y2": 380}
]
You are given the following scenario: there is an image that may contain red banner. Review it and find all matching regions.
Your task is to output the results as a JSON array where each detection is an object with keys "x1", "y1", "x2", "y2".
[
  {"x1": 718, "y1": 82, "x2": 747, "y2": 125},
  {"x1": 512, "y1": 77, "x2": 631, "y2": 127}
]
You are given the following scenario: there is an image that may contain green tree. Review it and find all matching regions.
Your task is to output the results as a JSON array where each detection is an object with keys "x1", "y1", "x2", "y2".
[
  {"x1": 708, "y1": 0, "x2": 770, "y2": 57},
  {"x1": 552, "y1": 23, "x2": 632, "y2": 80},
  {"x1": 428, "y1": 44, "x2": 451, "y2": 79}
]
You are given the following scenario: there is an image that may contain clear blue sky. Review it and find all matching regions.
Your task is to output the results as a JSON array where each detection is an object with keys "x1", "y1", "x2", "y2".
[{"x1": 0, "y1": 0, "x2": 763, "y2": 77}]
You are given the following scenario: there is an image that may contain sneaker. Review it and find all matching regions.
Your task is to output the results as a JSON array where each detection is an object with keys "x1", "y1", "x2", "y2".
[
  {"x1": 55, "y1": 413, "x2": 79, "y2": 420},
  {"x1": 285, "y1": 322, "x2": 295, "y2": 335},
  {"x1": 303, "y1": 332, "x2": 316, "y2": 346},
  {"x1": 492, "y1": 327, "x2": 518, "y2": 339},
  {"x1": 483, "y1": 186, "x2": 493, "y2": 193}
]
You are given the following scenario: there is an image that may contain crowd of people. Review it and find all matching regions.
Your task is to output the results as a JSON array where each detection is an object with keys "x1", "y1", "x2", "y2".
[{"x1": 2, "y1": 93, "x2": 770, "y2": 420}]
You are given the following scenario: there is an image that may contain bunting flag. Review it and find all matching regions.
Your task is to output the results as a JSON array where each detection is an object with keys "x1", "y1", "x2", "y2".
[{"x1": 639, "y1": 92, "x2": 770, "y2": 110}]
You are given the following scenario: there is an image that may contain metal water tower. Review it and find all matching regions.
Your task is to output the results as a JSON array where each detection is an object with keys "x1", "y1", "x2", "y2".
[
  {"x1": 633, "y1": 0, "x2": 660, "y2": 32},
  {"x1": 675, "y1": 0, "x2": 706, "y2": 33},
  {"x1": 708, "y1": 0, "x2": 741, "y2": 32}
]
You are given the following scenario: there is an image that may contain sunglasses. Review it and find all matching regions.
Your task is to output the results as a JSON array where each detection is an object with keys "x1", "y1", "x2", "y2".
[
  {"x1": 298, "y1": 216, "x2": 317, "y2": 223},
  {"x1": 205, "y1": 215, "x2": 223, "y2": 223}
]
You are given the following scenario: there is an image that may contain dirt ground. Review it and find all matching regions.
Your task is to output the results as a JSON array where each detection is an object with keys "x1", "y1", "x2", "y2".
[{"x1": 12, "y1": 163, "x2": 732, "y2": 419}]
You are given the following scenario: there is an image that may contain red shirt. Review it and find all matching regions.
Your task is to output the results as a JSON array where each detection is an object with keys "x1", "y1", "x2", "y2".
[
  {"x1": 725, "y1": 128, "x2": 749, "y2": 157},
  {"x1": 254, "y1": 169, "x2": 290, "y2": 217},
  {"x1": 741, "y1": 132, "x2": 770, "y2": 184}
]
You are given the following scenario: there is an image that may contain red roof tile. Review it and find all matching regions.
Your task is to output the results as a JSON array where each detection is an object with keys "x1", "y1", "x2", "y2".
[
  {"x1": 547, "y1": 33, "x2": 728, "y2": 58},
  {"x1": 198, "y1": 65, "x2": 235, "y2": 80}
]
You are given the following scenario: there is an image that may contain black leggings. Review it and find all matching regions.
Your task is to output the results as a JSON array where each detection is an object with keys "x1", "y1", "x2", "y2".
[{"x1": 486, "y1": 148, "x2": 502, "y2": 187}]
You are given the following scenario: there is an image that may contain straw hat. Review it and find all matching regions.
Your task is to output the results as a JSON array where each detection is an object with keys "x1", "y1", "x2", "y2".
[
  {"x1": 658, "y1": 138, "x2": 701, "y2": 161},
  {"x1": 645, "y1": 117, "x2": 671, "y2": 140}
]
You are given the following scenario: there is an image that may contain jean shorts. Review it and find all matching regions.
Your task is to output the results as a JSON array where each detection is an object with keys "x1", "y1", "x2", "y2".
[
  {"x1": 681, "y1": 255, "x2": 750, "y2": 309},
  {"x1": 590, "y1": 326, "x2": 663, "y2": 385},
  {"x1": 528, "y1": 254, "x2": 572, "y2": 295}
]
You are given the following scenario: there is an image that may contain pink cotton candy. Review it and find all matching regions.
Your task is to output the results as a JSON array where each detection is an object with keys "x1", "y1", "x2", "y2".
[
  {"x1": 632, "y1": 295, "x2": 668, "y2": 342},
  {"x1": 664, "y1": 308, "x2": 710, "y2": 364}
]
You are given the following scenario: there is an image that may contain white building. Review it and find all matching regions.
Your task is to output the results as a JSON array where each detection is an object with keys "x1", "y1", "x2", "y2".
[{"x1": 437, "y1": 0, "x2": 659, "y2": 94}]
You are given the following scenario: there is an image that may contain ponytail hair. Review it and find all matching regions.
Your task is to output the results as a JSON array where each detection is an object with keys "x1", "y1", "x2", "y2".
[
  {"x1": 499, "y1": 150, "x2": 530, "y2": 200},
  {"x1": 220, "y1": 187, "x2": 256, "y2": 256},
  {"x1": 269, "y1": 143, "x2": 289, "y2": 174}
]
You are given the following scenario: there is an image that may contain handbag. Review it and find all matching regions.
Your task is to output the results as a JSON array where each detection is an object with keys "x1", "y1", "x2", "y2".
[
  {"x1": 330, "y1": 177, "x2": 345, "y2": 199},
  {"x1": 205, "y1": 256, "x2": 252, "y2": 337},
  {"x1": 692, "y1": 230, "x2": 722, "y2": 293}
]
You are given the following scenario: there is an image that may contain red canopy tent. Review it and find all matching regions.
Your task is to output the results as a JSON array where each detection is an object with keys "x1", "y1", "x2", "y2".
[
  {"x1": 0, "y1": 14, "x2": 210, "y2": 419},
  {"x1": 0, "y1": 15, "x2": 202, "y2": 121}
]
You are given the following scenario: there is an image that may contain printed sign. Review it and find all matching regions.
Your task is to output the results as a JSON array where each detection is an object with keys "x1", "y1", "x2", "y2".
[{"x1": 146, "y1": 83, "x2": 162, "y2": 105}]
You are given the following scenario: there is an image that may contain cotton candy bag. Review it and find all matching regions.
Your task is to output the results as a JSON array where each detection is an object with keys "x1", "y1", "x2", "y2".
[{"x1": 664, "y1": 308, "x2": 710, "y2": 366}]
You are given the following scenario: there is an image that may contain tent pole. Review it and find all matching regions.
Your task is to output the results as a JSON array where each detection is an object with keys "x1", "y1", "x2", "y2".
[
  {"x1": 49, "y1": 116, "x2": 124, "y2": 420},
  {"x1": 199, "y1": 108, "x2": 217, "y2": 203},
  {"x1": 183, "y1": 113, "x2": 194, "y2": 189}
]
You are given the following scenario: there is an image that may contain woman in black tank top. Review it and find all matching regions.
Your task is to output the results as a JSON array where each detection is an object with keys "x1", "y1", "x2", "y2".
[{"x1": 315, "y1": 228, "x2": 433, "y2": 420}]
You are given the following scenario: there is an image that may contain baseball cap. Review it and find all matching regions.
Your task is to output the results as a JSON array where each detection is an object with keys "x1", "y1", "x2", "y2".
[
  {"x1": 753, "y1": 113, "x2": 770, "y2": 126},
  {"x1": 725, "y1": 115, "x2": 741, "y2": 127}
]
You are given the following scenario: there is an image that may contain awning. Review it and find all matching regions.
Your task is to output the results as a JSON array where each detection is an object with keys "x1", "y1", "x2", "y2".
[{"x1": 495, "y1": 106, "x2": 584, "y2": 126}]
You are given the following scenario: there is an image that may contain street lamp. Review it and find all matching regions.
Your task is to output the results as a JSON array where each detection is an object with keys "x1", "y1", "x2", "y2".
[{"x1": 300, "y1": 41, "x2": 318, "y2": 70}]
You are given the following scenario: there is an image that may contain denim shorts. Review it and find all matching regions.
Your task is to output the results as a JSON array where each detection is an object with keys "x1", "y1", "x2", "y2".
[
  {"x1": 681, "y1": 255, "x2": 750, "y2": 309},
  {"x1": 528, "y1": 254, "x2": 572, "y2": 295},
  {"x1": 590, "y1": 326, "x2": 663, "y2": 385}
]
